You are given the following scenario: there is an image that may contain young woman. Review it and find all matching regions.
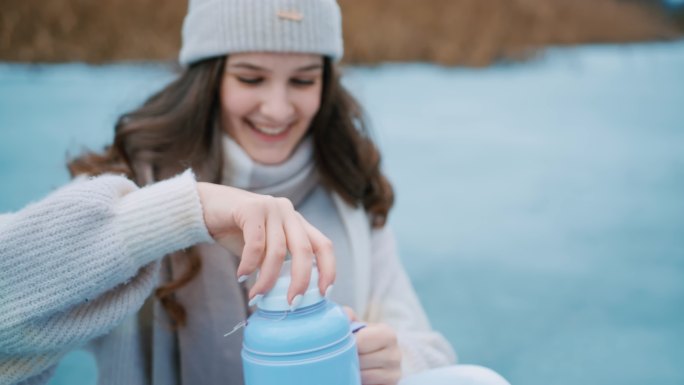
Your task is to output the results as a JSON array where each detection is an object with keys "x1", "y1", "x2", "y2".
[{"x1": 0, "y1": 1, "x2": 509, "y2": 384}]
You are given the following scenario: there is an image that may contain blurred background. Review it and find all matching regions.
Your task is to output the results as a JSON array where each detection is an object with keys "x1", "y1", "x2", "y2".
[{"x1": 1, "y1": 1, "x2": 683, "y2": 384}]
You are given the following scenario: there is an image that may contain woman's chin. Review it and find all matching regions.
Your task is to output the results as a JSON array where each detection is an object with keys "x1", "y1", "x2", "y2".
[{"x1": 249, "y1": 149, "x2": 291, "y2": 166}]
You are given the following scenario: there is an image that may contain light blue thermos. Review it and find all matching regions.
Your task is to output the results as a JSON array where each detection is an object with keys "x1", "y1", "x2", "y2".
[{"x1": 242, "y1": 261, "x2": 362, "y2": 385}]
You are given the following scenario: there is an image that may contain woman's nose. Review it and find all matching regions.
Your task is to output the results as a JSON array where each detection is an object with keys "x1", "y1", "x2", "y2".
[{"x1": 260, "y1": 86, "x2": 295, "y2": 122}]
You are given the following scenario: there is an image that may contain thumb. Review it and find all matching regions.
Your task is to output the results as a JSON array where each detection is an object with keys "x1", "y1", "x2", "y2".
[{"x1": 343, "y1": 306, "x2": 358, "y2": 322}]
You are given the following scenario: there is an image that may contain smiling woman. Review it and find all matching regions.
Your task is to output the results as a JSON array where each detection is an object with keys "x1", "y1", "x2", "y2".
[{"x1": 0, "y1": 1, "x2": 500, "y2": 385}]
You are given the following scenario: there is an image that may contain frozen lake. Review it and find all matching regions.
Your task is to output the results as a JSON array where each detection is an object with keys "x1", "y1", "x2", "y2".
[{"x1": 1, "y1": 41, "x2": 683, "y2": 385}]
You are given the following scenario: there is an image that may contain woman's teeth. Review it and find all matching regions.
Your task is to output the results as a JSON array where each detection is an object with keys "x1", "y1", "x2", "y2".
[{"x1": 254, "y1": 124, "x2": 288, "y2": 136}]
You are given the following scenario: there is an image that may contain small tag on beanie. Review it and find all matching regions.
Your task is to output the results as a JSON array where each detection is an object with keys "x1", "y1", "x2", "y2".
[{"x1": 277, "y1": 10, "x2": 304, "y2": 22}]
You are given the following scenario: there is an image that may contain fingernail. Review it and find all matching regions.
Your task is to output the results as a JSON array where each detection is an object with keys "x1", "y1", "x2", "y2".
[
  {"x1": 248, "y1": 294, "x2": 263, "y2": 307},
  {"x1": 324, "y1": 285, "x2": 334, "y2": 299},
  {"x1": 289, "y1": 294, "x2": 303, "y2": 311},
  {"x1": 238, "y1": 275, "x2": 248, "y2": 283}
]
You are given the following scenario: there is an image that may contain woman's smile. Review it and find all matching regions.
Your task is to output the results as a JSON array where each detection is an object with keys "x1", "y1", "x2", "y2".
[{"x1": 245, "y1": 118, "x2": 293, "y2": 139}]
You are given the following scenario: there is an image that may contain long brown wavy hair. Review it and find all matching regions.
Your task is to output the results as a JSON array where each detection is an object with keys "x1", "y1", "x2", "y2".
[{"x1": 68, "y1": 56, "x2": 394, "y2": 327}]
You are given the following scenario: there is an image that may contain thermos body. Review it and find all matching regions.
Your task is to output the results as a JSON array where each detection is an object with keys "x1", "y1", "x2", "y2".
[
  {"x1": 241, "y1": 260, "x2": 363, "y2": 385},
  {"x1": 242, "y1": 299, "x2": 362, "y2": 385}
]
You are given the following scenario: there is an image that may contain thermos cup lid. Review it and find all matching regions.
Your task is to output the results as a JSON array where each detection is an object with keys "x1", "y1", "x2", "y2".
[{"x1": 257, "y1": 259, "x2": 324, "y2": 311}]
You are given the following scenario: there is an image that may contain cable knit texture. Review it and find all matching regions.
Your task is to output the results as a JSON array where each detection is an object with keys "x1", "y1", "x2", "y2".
[
  {"x1": 0, "y1": 170, "x2": 211, "y2": 384},
  {"x1": 179, "y1": 0, "x2": 343, "y2": 66}
]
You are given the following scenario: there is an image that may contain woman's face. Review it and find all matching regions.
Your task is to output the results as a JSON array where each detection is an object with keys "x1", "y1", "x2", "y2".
[{"x1": 220, "y1": 53, "x2": 324, "y2": 165}]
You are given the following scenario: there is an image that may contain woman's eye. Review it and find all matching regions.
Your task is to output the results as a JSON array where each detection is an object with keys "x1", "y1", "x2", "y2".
[
  {"x1": 237, "y1": 77, "x2": 263, "y2": 85},
  {"x1": 290, "y1": 78, "x2": 316, "y2": 86}
]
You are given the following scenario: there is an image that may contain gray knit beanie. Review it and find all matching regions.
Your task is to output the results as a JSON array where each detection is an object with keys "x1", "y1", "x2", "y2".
[{"x1": 179, "y1": 0, "x2": 343, "y2": 66}]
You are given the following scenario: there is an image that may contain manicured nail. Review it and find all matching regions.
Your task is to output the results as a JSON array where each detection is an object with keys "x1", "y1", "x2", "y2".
[
  {"x1": 238, "y1": 275, "x2": 248, "y2": 283},
  {"x1": 289, "y1": 295, "x2": 303, "y2": 311},
  {"x1": 324, "y1": 285, "x2": 334, "y2": 298},
  {"x1": 248, "y1": 294, "x2": 263, "y2": 307}
]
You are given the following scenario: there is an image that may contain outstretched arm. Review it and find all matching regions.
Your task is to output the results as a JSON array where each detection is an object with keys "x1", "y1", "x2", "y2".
[
  {"x1": 0, "y1": 170, "x2": 335, "y2": 384},
  {"x1": 0, "y1": 171, "x2": 210, "y2": 383}
]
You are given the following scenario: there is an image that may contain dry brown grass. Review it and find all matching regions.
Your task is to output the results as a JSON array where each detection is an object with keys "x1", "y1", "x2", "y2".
[
  {"x1": 341, "y1": 0, "x2": 680, "y2": 66},
  {"x1": 0, "y1": 0, "x2": 680, "y2": 66},
  {"x1": 0, "y1": 0, "x2": 186, "y2": 63}
]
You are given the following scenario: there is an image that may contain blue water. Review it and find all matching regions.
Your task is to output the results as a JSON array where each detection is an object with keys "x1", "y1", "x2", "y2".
[{"x1": 1, "y1": 41, "x2": 684, "y2": 385}]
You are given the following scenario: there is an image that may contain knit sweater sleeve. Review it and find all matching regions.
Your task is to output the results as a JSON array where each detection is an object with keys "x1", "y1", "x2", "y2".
[
  {"x1": 0, "y1": 170, "x2": 212, "y2": 384},
  {"x1": 365, "y1": 226, "x2": 457, "y2": 377}
]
